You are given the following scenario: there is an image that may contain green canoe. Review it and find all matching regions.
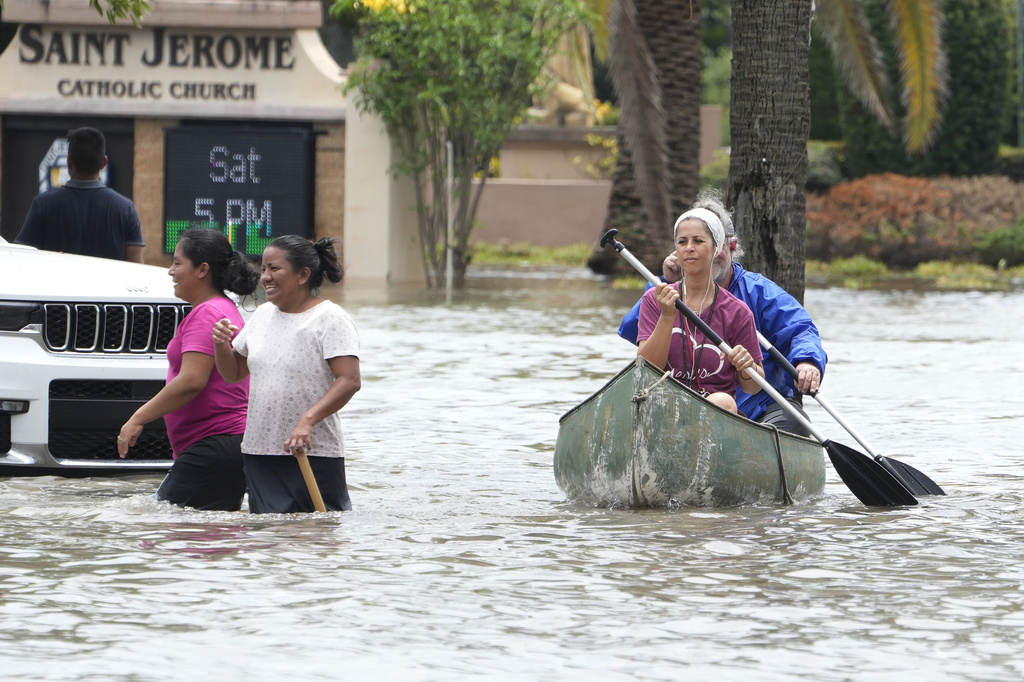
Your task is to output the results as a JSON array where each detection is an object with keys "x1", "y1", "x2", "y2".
[{"x1": 554, "y1": 357, "x2": 826, "y2": 507}]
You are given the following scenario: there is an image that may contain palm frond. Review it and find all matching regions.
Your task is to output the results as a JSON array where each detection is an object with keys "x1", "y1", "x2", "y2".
[
  {"x1": 815, "y1": 0, "x2": 894, "y2": 132},
  {"x1": 582, "y1": 0, "x2": 613, "y2": 62},
  {"x1": 608, "y1": 0, "x2": 670, "y2": 235},
  {"x1": 887, "y1": 0, "x2": 948, "y2": 153}
]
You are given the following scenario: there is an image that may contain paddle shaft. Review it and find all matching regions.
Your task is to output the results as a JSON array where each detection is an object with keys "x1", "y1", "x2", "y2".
[
  {"x1": 295, "y1": 449, "x2": 327, "y2": 512},
  {"x1": 609, "y1": 240, "x2": 830, "y2": 444},
  {"x1": 756, "y1": 333, "x2": 880, "y2": 457}
]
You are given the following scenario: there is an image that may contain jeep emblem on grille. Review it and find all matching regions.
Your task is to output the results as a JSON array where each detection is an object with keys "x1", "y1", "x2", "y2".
[{"x1": 126, "y1": 285, "x2": 149, "y2": 293}]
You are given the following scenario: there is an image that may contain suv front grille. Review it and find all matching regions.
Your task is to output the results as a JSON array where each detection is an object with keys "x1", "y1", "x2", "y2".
[
  {"x1": 47, "y1": 380, "x2": 172, "y2": 462},
  {"x1": 43, "y1": 303, "x2": 191, "y2": 353},
  {"x1": 48, "y1": 429, "x2": 172, "y2": 461}
]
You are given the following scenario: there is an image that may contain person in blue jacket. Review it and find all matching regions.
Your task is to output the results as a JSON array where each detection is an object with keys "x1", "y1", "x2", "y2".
[{"x1": 618, "y1": 191, "x2": 827, "y2": 436}]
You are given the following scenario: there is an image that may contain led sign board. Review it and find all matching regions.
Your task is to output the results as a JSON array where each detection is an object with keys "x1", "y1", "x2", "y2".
[{"x1": 163, "y1": 127, "x2": 314, "y2": 256}]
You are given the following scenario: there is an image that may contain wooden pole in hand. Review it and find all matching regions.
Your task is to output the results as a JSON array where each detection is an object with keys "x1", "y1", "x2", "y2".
[{"x1": 295, "y1": 448, "x2": 327, "y2": 512}]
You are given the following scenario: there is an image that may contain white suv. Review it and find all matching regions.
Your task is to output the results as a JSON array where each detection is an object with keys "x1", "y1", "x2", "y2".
[{"x1": 1, "y1": 236, "x2": 186, "y2": 475}]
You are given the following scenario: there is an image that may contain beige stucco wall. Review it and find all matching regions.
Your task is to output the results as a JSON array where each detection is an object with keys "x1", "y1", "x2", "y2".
[
  {"x1": 471, "y1": 106, "x2": 724, "y2": 247},
  {"x1": 500, "y1": 106, "x2": 723, "y2": 182},
  {"x1": 472, "y1": 179, "x2": 611, "y2": 247},
  {"x1": 500, "y1": 127, "x2": 613, "y2": 181}
]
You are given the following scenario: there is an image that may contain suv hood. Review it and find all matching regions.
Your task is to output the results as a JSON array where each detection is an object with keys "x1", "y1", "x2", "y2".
[{"x1": 1, "y1": 241, "x2": 178, "y2": 304}]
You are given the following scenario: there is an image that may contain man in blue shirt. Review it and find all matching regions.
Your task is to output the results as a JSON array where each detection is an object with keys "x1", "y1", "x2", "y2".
[
  {"x1": 16, "y1": 127, "x2": 145, "y2": 263},
  {"x1": 619, "y1": 195, "x2": 827, "y2": 436}
]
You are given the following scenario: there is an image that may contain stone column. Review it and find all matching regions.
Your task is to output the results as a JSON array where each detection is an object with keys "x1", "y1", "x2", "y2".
[{"x1": 342, "y1": 91, "x2": 423, "y2": 286}]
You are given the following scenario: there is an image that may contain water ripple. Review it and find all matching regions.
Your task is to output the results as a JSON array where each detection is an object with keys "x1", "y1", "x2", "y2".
[{"x1": 1, "y1": 277, "x2": 1023, "y2": 680}]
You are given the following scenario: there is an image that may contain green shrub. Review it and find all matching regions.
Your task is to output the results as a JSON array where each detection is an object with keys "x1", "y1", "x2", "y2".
[
  {"x1": 994, "y1": 145, "x2": 1024, "y2": 182},
  {"x1": 470, "y1": 241, "x2": 592, "y2": 266},
  {"x1": 699, "y1": 150, "x2": 730, "y2": 193},
  {"x1": 809, "y1": 24, "x2": 842, "y2": 141},
  {"x1": 976, "y1": 217, "x2": 1024, "y2": 267},
  {"x1": 828, "y1": 255, "x2": 891, "y2": 278},
  {"x1": 806, "y1": 141, "x2": 846, "y2": 193},
  {"x1": 914, "y1": 261, "x2": 1005, "y2": 288},
  {"x1": 337, "y1": 0, "x2": 588, "y2": 289}
]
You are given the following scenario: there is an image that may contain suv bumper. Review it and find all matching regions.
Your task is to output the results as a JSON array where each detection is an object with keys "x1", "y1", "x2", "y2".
[{"x1": 1, "y1": 332, "x2": 174, "y2": 476}]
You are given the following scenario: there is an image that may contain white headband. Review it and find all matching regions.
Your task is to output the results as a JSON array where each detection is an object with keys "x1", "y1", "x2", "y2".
[{"x1": 674, "y1": 208, "x2": 725, "y2": 251}]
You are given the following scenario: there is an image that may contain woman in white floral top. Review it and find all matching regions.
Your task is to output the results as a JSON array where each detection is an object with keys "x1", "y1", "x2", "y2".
[{"x1": 212, "y1": 235, "x2": 361, "y2": 513}]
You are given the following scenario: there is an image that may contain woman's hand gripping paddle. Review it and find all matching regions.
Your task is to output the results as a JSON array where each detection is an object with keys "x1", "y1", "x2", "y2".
[
  {"x1": 294, "y1": 448, "x2": 327, "y2": 512},
  {"x1": 756, "y1": 333, "x2": 944, "y2": 496},
  {"x1": 601, "y1": 229, "x2": 919, "y2": 507}
]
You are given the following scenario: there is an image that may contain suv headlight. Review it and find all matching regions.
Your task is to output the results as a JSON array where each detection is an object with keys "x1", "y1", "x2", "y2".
[{"x1": 0, "y1": 302, "x2": 42, "y2": 331}]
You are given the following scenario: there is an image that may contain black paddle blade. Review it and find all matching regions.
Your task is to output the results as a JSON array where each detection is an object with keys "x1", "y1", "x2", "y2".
[
  {"x1": 876, "y1": 456, "x2": 946, "y2": 496},
  {"x1": 825, "y1": 440, "x2": 919, "y2": 507}
]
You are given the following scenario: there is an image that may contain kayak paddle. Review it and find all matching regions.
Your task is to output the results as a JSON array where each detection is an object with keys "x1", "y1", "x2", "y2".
[
  {"x1": 755, "y1": 332, "x2": 944, "y2": 496},
  {"x1": 601, "y1": 229, "x2": 918, "y2": 507}
]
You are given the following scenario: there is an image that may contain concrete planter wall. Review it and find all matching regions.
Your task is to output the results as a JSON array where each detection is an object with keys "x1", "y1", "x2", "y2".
[{"x1": 472, "y1": 107, "x2": 722, "y2": 246}]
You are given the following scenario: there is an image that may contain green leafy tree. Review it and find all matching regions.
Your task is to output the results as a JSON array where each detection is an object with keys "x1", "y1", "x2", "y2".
[{"x1": 335, "y1": 0, "x2": 589, "y2": 288}]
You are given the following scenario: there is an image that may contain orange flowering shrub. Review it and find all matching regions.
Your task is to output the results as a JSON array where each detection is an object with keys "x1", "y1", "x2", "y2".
[{"x1": 805, "y1": 173, "x2": 1024, "y2": 268}]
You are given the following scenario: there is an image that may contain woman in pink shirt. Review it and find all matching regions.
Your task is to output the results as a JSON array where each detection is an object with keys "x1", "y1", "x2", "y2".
[
  {"x1": 117, "y1": 229, "x2": 258, "y2": 510},
  {"x1": 637, "y1": 207, "x2": 764, "y2": 414}
]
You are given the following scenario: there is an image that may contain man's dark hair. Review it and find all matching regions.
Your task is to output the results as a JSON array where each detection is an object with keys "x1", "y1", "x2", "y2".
[{"x1": 67, "y1": 127, "x2": 106, "y2": 176}]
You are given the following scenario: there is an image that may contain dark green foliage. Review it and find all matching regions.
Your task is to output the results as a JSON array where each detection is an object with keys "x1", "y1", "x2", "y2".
[
  {"x1": 806, "y1": 141, "x2": 846, "y2": 192},
  {"x1": 995, "y1": 144, "x2": 1024, "y2": 180},
  {"x1": 592, "y1": 45, "x2": 615, "y2": 104},
  {"x1": 977, "y1": 217, "x2": 1024, "y2": 267},
  {"x1": 999, "y1": 0, "x2": 1021, "y2": 147},
  {"x1": 701, "y1": 0, "x2": 732, "y2": 57},
  {"x1": 839, "y1": 0, "x2": 1010, "y2": 177},
  {"x1": 809, "y1": 26, "x2": 843, "y2": 141}
]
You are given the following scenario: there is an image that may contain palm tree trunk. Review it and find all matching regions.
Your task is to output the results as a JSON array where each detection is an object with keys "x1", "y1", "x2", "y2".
[
  {"x1": 727, "y1": 0, "x2": 812, "y2": 303},
  {"x1": 588, "y1": 0, "x2": 703, "y2": 276},
  {"x1": 649, "y1": 1, "x2": 702, "y2": 222}
]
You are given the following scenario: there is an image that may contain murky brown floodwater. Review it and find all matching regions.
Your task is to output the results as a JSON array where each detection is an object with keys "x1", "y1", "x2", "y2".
[{"x1": 2, "y1": 267, "x2": 1023, "y2": 681}]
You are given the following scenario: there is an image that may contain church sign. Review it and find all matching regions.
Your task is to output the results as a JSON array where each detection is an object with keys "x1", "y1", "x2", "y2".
[{"x1": 0, "y1": 23, "x2": 345, "y2": 119}]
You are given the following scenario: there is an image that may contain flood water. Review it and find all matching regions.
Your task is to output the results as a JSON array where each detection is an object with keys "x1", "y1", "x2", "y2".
[{"x1": 2, "y1": 267, "x2": 1023, "y2": 681}]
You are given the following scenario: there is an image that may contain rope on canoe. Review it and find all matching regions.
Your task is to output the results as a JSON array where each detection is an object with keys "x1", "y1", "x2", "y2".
[
  {"x1": 633, "y1": 370, "x2": 673, "y2": 404},
  {"x1": 768, "y1": 423, "x2": 794, "y2": 505}
]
